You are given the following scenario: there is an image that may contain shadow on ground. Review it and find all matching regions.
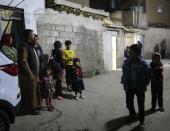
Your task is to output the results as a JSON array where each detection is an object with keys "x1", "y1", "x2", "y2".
[{"x1": 105, "y1": 109, "x2": 159, "y2": 131}]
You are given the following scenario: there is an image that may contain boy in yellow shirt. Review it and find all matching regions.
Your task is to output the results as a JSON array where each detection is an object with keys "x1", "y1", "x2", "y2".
[{"x1": 63, "y1": 40, "x2": 76, "y2": 91}]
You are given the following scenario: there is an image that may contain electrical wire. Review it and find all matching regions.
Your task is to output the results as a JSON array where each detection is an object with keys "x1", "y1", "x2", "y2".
[
  {"x1": 7, "y1": 0, "x2": 15, "y2": 6},
  {"x1": 14, "y1": 0, "x2": 25, "y2": 7}
]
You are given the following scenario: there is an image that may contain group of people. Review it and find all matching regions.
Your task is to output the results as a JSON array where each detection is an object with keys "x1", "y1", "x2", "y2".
[
  {"x1": 154, "y1": 39, "x2": 167, "y2": 58},
  {"x1": 0, "y1": 29, "x2": 85, "y2": 115},
  {"x1": 121, "y1": 44, "x2": 164, "y2": 128}
]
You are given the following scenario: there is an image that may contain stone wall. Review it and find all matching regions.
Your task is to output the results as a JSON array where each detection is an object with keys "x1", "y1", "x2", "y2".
[
  {"x1": 37, "y1": 23, "x2": 104, "y2": 75},
  {"x1": 35, "y1": 6, "x2": 110, "y2": 75},
  {"x1": 144, "y1": 28, "x2": 170, "y2": 59}
]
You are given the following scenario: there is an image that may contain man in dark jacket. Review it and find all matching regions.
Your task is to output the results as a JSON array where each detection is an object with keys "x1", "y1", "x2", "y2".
[{"x1": 121, "y1": 44, "x2": 150, "y2": 127}]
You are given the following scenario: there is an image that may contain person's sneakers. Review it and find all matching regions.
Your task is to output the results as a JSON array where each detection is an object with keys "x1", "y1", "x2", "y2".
[
  {"x1": 47, "y1": 107, "x2": 53, "y2": 112},
  {"x1": 51, "y1": 106, "x2": 55, "y2": 109},
  {"x1": 159, "y1": 107, "x2": 164, "y2": 112},
  {"x1": 30, "y1": 109, "x2": 41, "y2": 115},
  {"x1": 37, "y1": 106, "x2": 43, "y2": 111},
  {"x1": 57, "y1": 96, "x2": 64, "y2": 100},
  {"x1": 80, "y1": 95, "x2": 85, "y2": 99},
  {"x1": 75, "y1": 96, "x2": 79, "y2": 100},
  {"x1": 150, "y1": 107, "x2": 156, "y2": 112},
  {"x1": 129, "y1": 110, "x2": 136, "y2": 117},
  {"x1": 139, "y1": 122, "x2": 145, "y2": 128}
]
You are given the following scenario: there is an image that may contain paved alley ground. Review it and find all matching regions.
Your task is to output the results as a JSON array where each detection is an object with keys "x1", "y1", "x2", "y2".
[{"x1": 12, "y1": 60, "x2": 170, "y2": 131}]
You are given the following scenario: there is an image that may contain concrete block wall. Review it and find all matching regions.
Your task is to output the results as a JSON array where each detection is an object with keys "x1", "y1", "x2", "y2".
[{"x1": 37, "y1": 24, "x2": 105, "y2": 74}]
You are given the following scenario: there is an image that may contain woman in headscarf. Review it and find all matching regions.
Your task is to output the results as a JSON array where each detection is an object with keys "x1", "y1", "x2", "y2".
[{"x1": 0, "y1": 34, "x2": 17, "y2": 63}]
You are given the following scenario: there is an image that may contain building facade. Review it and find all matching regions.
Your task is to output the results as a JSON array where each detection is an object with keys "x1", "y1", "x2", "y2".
[
  {"x1": 0, "y1": 0, "x2": 125, "y2": 75},
  {"x1": 110, "y1": 0, "x2": 170, "y2": 58}
]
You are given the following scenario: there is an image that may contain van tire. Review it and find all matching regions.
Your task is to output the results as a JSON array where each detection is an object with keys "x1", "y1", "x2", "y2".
[{"x1": 0, "y1": 110, "x2": 10, "y2": 131}]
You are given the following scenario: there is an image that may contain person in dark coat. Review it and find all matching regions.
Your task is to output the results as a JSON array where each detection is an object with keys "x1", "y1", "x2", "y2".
[
  {"x1": 121, "y1": 44, "x2": 150, "y2": 127},
  {"x1": 18, "y1": 29, "x2": 41, "y2": 115},
  {"x1": 71, "y1": 58, "x2": 85, "y2": 100},
  {"x1": 150, "y1": 53, "x2": 164, "y2": 112},
  {"x1": 33, "y1": 34, "x2": 44, "y2": 109}
]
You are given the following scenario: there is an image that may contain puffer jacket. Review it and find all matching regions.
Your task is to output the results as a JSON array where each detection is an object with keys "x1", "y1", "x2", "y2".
[{"x1": 121, "y1": 58, "x2": 150, "y2": 92}]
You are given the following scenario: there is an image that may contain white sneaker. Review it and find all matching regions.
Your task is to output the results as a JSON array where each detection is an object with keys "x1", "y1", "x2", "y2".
[
  {"x1": 75, "y1": 96, "x2": 79, "y2": 100},
  {"x1": 80, "y1": 95, "x2": 85, "y2": 99}
]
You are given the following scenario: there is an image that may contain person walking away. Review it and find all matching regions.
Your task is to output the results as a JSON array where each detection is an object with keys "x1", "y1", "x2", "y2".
[
  {"x1": 121, "y1": 44, "x2": 150, "y2": 127},
  {"x1": 71, "y1": 58, "x2": 85, "y2": 100},
  {"x1": 63, "y1": 40, "x2": 76, "y2": 91},
  {"x1": 153, "y1": 44, "x2": 159, "y2": 54},
  {"x1": 160, "y1": 39, "x2": 166, "y2": 59},
  {"x1": 51, "y1": 41, "x2": 64, "y2": 100},
  {"x1": 33, "y1": 34, "x2": 44, "y2": 110},
  {"x1": 0, "y1": 34, "x2": 17, "y2": 63},
  {"x1": 18, "y1": 29, "x2": 41, "y2": 115},
  {"x1": 150, "y1": 53, "x2": 164, "y2": 112},
  {"x1": 43, "y1": 66, "x2": 55, "y2": 111}
]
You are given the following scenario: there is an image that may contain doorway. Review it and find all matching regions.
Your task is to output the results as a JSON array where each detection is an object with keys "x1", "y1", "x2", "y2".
[{"x1": 112, "y1": 36, "x2": 117, "y2": 70}]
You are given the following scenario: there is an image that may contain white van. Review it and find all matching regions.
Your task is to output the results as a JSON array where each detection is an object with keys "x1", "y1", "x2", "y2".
[{"x1": 0, "y1": 51, "x2": 21, "y2": 131}]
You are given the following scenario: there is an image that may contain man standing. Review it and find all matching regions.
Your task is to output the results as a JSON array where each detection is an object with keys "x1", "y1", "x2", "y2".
[
  {"x1": 121, "y1": 44, "x2": 150, "y2": 127},
  {"x1": 160, "y1": 39, "x2": 167, "y2": 59},
  {"x1": 18, "y1": 29, "x2": 41, "y2": 115}
]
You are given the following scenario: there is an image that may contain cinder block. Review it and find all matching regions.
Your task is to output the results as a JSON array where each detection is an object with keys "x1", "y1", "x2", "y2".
[
  {"x1": 50, "y1": 31, "x2": 59, "y2": 37},
  {"x1": 55, "y1": 25, "x2": 65, "y2": 31},
  {"x1": 65, "y1": 25, "x2": 73, "y2": 32},
  {"x1": 73, "y1": 26, "x2": 81, "y2": 33},
  {"x1": 68, "y1": 32, "x2": 76, "y2": 38},
  {"x1": 74, "y1": 38, "x2": 83, "y2": 44},
  {"x1": 46, "y1": 24, "x2": 55, "y2": 30},
  {"x1": 38, "y1": 30, "x2": 50, "y2": 36},
  {"x1": 59, "y1": 31, "x2": 69, "y2": 37},
  {"x1": 46, "y1": 37, "x2": 56, "y2": 44}
]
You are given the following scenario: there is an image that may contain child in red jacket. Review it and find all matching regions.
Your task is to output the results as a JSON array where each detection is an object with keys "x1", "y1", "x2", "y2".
[{"x1": 150, "y1": 53, "x2": 164, "y2": 112}]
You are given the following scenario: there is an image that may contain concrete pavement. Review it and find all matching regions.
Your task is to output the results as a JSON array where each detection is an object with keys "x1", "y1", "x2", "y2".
[{"x1": 12, "y1": 61, "x2": 170, "y2": 131}]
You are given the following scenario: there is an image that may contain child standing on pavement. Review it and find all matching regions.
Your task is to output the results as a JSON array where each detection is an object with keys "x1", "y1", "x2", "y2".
[
  {"x1": 43, "y1": 66, "x2": 55, "y2": 111},
  {"x1": 71, "y1": 58, "x2": 85, "y2": 100},
  {"x1": 150, "y1": 53, "x2": 164, "y2": 112}
]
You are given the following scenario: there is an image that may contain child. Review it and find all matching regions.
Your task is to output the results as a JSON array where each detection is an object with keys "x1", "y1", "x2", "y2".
[
  {"x1": 43, "y1": 66, "x2": 55, "y2": 111},
  {"x1": 150, "y1": 53, "x2": 164, "y2": 112},
  {"x1": 51, "y1": 41, "x2": 64, "y2": 100},
  {"x1": 71, "y1": 58, "x2": 85, "y2": 100},
  {"x1": 63, "y1": 40, "x2": 76, "y2": 91}
]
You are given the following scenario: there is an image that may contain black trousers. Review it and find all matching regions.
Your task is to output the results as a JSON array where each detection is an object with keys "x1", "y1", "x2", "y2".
[
  {"x1": 161, "y1": 50, "x2": 166, "y2": 58},
  {"x1": 151, "y1": 80, "x2": 163, "y2": 108},
  {"x1": 65, "y1": 65, "x2": 73, "y2": 86},
  {"x1": 55, "y1": 79, "x2": 63, "y2": 96},
  {"x1": 126, "y1": 88, "x2": 145, "y2": 123}
]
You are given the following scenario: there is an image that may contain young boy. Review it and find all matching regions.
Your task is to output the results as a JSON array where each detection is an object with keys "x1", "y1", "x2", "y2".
[
  {"x1": 150, "y1": 53, "x2": 164, "y2": 112},
  {"x1": 121, "y1": 44, "x2": 150, "y2": 127},
  {"x1": 63, "y1": 40, "x2": 76, "y2": 91}
]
